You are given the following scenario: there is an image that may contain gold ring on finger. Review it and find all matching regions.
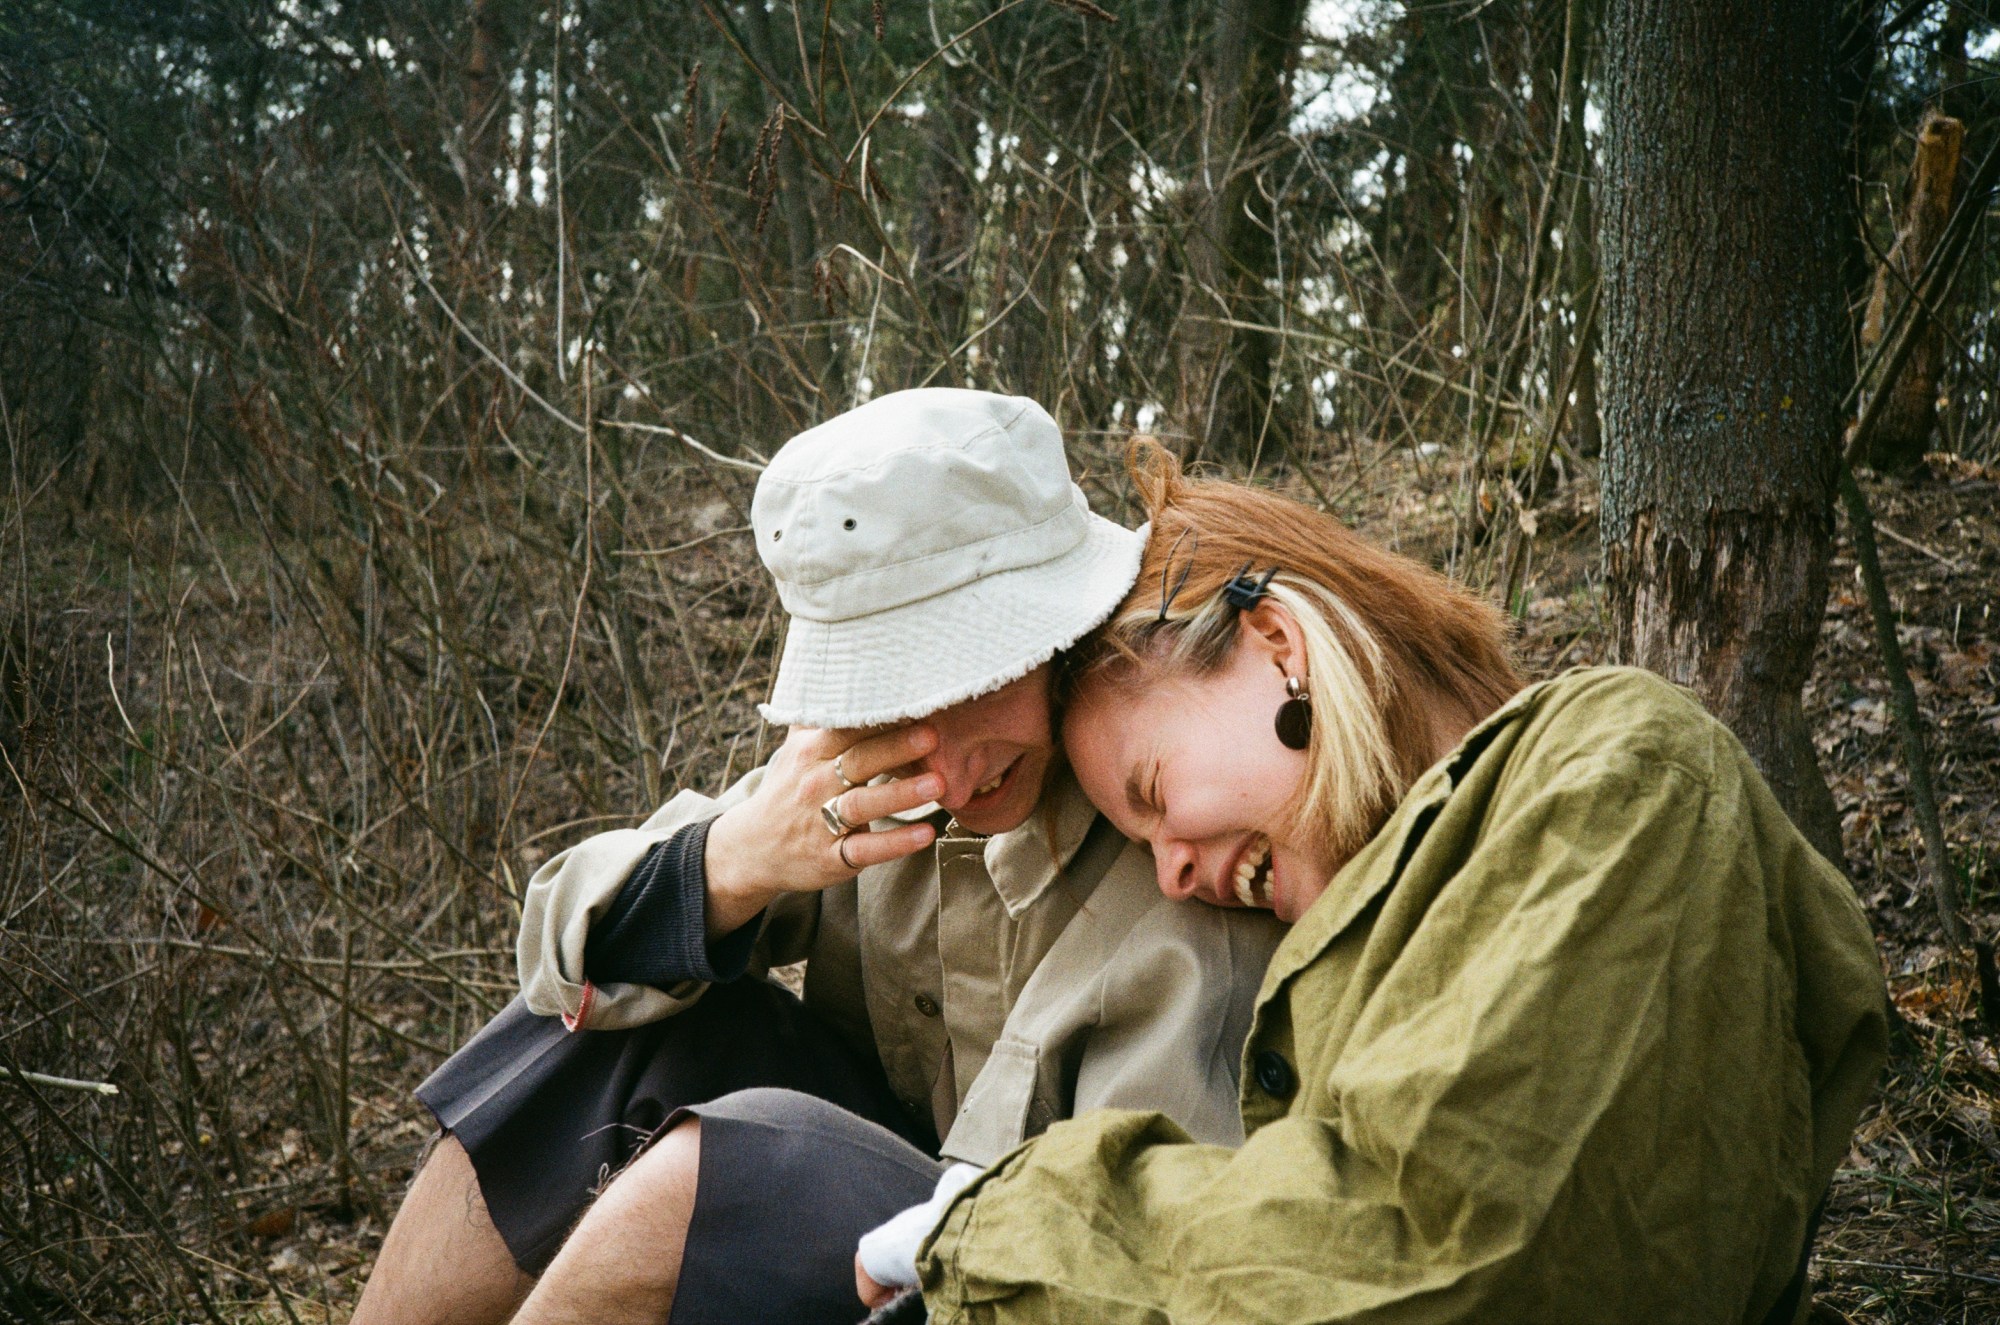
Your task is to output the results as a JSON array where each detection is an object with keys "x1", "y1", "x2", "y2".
[
  {"x1": 821, "y1": 795, "x2": 857, "y2": 837},
  {"x1": 837, "y1": 835, "x2": 859, "y2": 871},
  {"x1": 833, "y1": 754, "x2": 860, "y2": 790}
]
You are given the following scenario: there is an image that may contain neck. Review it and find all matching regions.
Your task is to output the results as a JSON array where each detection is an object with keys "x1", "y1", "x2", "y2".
[{"x1": 1417, "y1": 680, "x2": 1494, "y2": 770}]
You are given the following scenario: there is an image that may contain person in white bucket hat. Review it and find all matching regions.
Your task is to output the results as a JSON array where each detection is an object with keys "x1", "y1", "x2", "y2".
[{"x1": 351, "y1": 389, "x2": 1283, "y2": 1325}]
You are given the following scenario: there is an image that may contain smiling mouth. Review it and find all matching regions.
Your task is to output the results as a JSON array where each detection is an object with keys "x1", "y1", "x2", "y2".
[
  {"x1": 970, "y1": 758, "x2": 1017, "y2": 802},
  {"x1": 1233, "y1": 835, "x2": 1273, "y2": 908}
]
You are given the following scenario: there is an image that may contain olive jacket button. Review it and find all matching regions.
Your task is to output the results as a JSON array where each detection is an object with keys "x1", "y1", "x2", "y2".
[
  {"x1": 913, "y1": 993, "x2": 941, "y2": 1017},
  {"x1": 1253, "y1": 1049, "x2": 1297, "y2": 1100}
]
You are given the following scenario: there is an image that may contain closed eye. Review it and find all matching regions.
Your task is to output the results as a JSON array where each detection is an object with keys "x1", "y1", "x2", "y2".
[{"x1": 1122, "y1": 761, "x2": 1163, "y2": 825}]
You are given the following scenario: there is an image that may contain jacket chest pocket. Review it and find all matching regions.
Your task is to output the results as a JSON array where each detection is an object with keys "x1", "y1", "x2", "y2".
[{"x1": 938, "y1": 1038, "x2": 1045, "y2": 1166}]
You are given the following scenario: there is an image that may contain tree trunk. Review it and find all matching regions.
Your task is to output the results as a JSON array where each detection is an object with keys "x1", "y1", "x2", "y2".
[
  {"x1": 1859, "y1": 110, "x2": 1964, "y2": 473},
  {"x1": 464, "y1": 0, "x2": 502, "y2": 217},
  {"x1": 1598, "y1": 0, "x2": 1847, "y2": 866},
  {"x1": 908, "y1": 104, "x2": 974, "y2": 356},
  {"x1": 1175, "y1": 0, "x2": 1307, "y2": 465},
  {"x1": 1551, "y1": 0, "x2": 1600, "y2": 458},
  {"x1": 738, "y1": 1, "x2": 830, "y2": 380}
]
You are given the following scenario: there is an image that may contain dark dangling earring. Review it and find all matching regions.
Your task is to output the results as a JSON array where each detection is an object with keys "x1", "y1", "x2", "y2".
[{"x1": 1275, "y1": 676, "x2": 1312, "y2": 750}]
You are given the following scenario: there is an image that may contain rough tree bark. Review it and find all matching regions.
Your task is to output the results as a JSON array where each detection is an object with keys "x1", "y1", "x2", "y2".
[
  {"x1": 463, "y1": 0, "x2": 502, "y2": 213},
  {"x1": 1175, "y1": 0, "x2": 1308, "y2": 464},
  {"x1": 1598, "y1": 0, "x2": 1847, "y2": 865},
  {"x1": 1859, "y1": 110, "x2": 1964, "y2": 473}
]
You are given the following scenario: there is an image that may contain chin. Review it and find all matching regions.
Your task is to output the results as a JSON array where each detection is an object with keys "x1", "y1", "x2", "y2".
[{"x1": 951, "y1": 795, "x2": 1035, "y2": 836}]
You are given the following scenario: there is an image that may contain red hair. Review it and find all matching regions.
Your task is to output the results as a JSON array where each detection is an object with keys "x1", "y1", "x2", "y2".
[{"x1": 1070, "y1": 439, "x2": 1523, "y2": 863}]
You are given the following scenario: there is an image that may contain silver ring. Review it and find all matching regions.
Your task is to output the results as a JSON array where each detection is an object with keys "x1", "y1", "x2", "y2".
[
  {"x1": 833, "y1": 754, "x2": 860, "y2": 790},
  {"x1": 837, "y1": 835, "x2": 859, "y2": 870},
  {"x1": 821, "y1": 795, "x2": 856, "y2": 837}
]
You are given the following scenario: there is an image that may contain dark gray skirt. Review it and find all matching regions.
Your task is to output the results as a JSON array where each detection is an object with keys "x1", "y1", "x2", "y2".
[
  {"x1": 416, "y1": 979, "x2": 938, "y2": 1286},
  {"x1": 672, "y1": 1088, "x2": 945, "y2": 1325}
]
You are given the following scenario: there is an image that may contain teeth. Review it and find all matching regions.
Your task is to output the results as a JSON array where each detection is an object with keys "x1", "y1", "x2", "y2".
[
  {"x1": 1232, "y1": 836, "x2": 1272, "y2": 908},
  {"x1": 974, "y1": 771, "x2": 1006, "y2": 797}
]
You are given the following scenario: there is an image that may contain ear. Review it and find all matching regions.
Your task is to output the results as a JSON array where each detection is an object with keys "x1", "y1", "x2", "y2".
[{"x1": 1237, "y1": 599, "x2": 1310, "y2": 680}]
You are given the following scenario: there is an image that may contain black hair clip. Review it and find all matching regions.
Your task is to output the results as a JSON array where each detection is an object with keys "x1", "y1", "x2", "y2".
[{"x1": 1221, "y1": 562, "x2": 1279, "y2": 612}]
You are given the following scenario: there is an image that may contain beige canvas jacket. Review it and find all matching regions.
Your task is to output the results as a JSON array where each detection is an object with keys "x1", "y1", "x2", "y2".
[{"x1": 517, "y1": 763, "x2": 1286, "y2": 1164}]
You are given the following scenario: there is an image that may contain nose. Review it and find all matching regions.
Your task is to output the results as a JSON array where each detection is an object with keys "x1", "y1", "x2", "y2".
[
  {"x1": 1152, "y1": 839, "x2": 1202, "y2": 902},
  {"x1": 915, "y1": 748, "x2": 972, "y2": 808}
]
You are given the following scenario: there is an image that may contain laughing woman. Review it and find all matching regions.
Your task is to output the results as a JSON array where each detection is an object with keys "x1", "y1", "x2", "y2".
[{"x1": 887, "y1": 442, "x2": 1888, "y2": 1325}]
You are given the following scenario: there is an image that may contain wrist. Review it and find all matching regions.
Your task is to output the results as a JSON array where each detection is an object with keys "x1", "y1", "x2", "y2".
[{"x1": 702, "y1": 807, "x2": 779, "y2": 939}]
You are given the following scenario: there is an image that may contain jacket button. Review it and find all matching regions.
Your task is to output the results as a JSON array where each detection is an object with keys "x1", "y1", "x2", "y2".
[
  {"x1": 1253, "y1": 1049, "x2": 1296, "y2": 1099},
  {"x1": 913, "y1": 993, "x2": 940, "y2": 1017}
]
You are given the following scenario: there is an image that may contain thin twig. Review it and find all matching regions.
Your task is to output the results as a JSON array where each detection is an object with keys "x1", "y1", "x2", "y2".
[
  {"x1": 1874, "y1": 519, "x2": 1970, "y2": 575},
  {"x1": 1838, "y1": 469, "x2": 1983, "y2": 981},
  {"x1": 0, "y1": 1067, "x2": 119, "y2": 1097},
  {"x1": 1817, "y1": 1257, "x2": 2000, "y2": 1289}
]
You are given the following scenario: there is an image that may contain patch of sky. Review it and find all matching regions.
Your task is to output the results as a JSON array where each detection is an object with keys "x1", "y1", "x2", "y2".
[
  {"x1": 1311, "y1": 367, "x2": 1341, "y2": 425},
  {"x1": 974, "y1": 122, "x2": 995, "y2": 183},
  {"x1": 1291, "y1": 65, "x2": 1383, "y2": 133},
  {"x1": 1297, "y1": 273, "x2": 1342, "y2": 318},
  {"x1": 1127, "y1": 160, "x2": 1175, "y2": 213},
  {"x1": 1134, "y1": 402, "x2": 1161, "y2": 431},
  {"x1": 1349, "y1": 150, "x2": 1390, "y2": 208}
]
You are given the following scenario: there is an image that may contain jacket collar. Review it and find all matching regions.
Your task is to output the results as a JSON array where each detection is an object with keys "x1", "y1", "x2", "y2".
[
  {"x1": 1260, "y1": 671, "x2": 1565, "y2": 988},
  {"x1": 963, "y1": 761, "x2": 1102, "y2": 919}
]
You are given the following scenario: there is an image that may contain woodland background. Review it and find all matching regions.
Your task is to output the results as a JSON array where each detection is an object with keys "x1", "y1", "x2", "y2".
[{"x1": 2, "y1": 1, "x2": 1998, "y2": 1320}]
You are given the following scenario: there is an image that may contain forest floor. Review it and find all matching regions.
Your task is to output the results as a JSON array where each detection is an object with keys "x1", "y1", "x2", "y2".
[{"x1": 32, "y1": 450, "x2": 1998, "y2": 1325}]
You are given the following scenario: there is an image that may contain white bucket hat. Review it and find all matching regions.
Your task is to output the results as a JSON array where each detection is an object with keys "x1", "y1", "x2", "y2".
[{"x1": 754, "y1": 388, "x2": 1144, "y2": 728}]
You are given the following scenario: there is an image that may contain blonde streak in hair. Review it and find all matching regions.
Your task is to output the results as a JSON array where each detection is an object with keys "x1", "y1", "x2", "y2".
[{"x1": 1268, "y1": 580, "x2": 1398, "y2": 860}]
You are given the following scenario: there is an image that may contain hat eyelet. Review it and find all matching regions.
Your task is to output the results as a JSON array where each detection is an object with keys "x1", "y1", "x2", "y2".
[
  {"x1": 772, "y1": 529, "x2": 782, "y2": 541},
  {"x1": 843, "y1": 518, "x2": 857, "y2": 531}
]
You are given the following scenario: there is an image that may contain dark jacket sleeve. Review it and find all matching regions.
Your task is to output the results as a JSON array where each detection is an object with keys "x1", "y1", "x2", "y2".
[{"x1": 580, "y1": 818, "x2": 760, "y2": 986}]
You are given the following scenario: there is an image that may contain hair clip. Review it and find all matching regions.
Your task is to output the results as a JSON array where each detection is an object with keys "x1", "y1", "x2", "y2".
[
  {"x1": 1157, "y1": 526, "x2": 1198, "y2": 622},
  {"x1": 1221, "y1": 562, "x2": 1279, "y2": 612}
]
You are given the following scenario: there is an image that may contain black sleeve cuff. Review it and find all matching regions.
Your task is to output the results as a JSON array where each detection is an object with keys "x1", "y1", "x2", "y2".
[{"x1": 582, "y1": 817, "x2": 761, "y2": 987}]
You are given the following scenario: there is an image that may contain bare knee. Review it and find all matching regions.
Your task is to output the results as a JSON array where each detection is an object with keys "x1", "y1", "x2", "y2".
[
  {"x1": 609, "y1": 1116, "x2": 702, "y2": 1213},
  {"x1": 353, "y1": 1131, "x2": 529, "y2": 1325},
  {"x1": 509, "y1": 1119, "x2": 703, "y2": 1325}
]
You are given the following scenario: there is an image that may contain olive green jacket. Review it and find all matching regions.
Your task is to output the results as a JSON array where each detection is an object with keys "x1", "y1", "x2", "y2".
[{"x1": 920, "y1": 668, "x2": 1888, "y2": 1324}]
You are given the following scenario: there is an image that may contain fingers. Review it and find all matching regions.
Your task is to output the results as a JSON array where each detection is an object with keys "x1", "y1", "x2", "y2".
[
  {"x1": 833, "y1": 771, "x2": 943, "y2": 827},
  {"x1": 855, "y1": 1256, "x2": 896, "y2": 1310},
  {"x1": 831, "y1": 723, "x2": 938, "y2": 785},
  {"x1": 834, "y1": 821, "x2": 936, "y2": 873}
]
